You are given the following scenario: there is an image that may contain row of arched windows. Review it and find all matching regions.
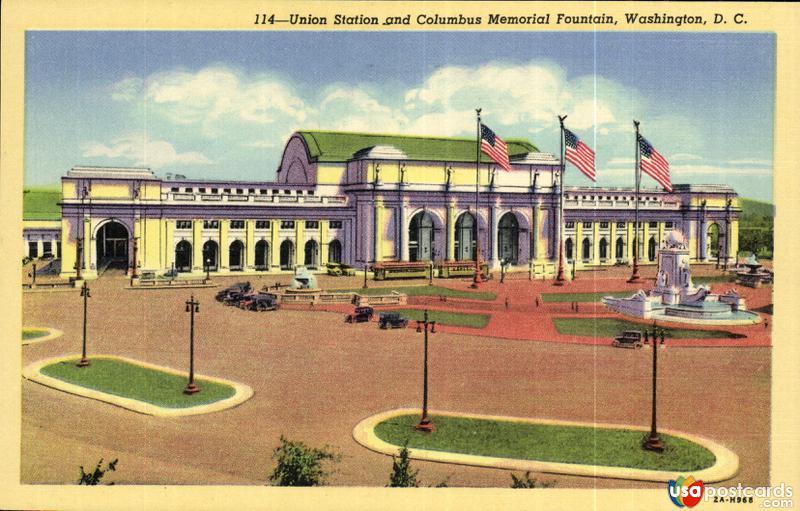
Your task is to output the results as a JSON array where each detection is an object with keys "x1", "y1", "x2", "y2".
[
  {"x1": 409, "y1": 211, "x2": 521, "y2": 263},
  {"x1": 173, "y1": 239, "x2": 343, "y2": 272},
  {"x1": 564, "y1": 236, "x2": 658, "y2": 262}
]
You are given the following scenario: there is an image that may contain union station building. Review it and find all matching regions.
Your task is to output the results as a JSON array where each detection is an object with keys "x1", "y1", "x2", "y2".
[{"x1": 22, "y1": 131, "x2": 740, "y2": 279}]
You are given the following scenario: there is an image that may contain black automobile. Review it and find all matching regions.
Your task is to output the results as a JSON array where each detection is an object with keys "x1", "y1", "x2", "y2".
[
  {"x1": 345, "y1": 306, "x2": 374, "y2": 323},
  {"x1": 222, "y1": 290, "x2": 251, "y2": 306},
  {"x1": 215, "y1": 282, "x2": 252, "y2": 302},
  {"x1": 247, "y1": 294, "x2": 279, "y2": 312},
  {"x1": 379, "y1": 312, "x2": 408, "y2": 329}
]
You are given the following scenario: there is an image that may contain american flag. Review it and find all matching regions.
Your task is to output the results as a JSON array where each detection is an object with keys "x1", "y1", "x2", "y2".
[
  {"x1": 638, "y1": 136, "x2": 671, "y2": 192},
  {"x1": 563, "y1": 128, "x2": 596, "y2": 181},
  {"x1": 480, "y1": 124, "x2": 511, "y2": 172}
]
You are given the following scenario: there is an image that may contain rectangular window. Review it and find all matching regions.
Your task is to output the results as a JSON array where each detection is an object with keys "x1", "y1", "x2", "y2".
[
  {"x1": 176, "y1": 220, "x2": 192, "y2": 230},
  {"x1": 223, "y1": 188, "x2": 231, "y2": 194},
  {"x1": 600, "y1": 222, "x2": 609, "y2": 229},
  {"x1": 305, "y1": 221, "x2": 319, "y2": 229},
  {"x1": 255, "y1": 220, "x2": 271, "y2": 229},
  {"x1": 565, "y1": 222, "x2": 575, "y2": 229},
  {"x1": 28, "y1": 241, "x2": 38, "y2": 258},
  {"x1": 259, "y1": 189, "x2": 268, "y2": 195},
  {"x1": 236, "y1": 189, "x2": 244, "y2": 195},
  {"x1": 248, "y1": 188, "x2": 255, "y2": 194},
  {"x1": 284, "y1": 189, "x2": 291, "y2": 194},
  {"x1": 42, "y1": 241, "x2": 52, "y2": 255},
  {"x1": 211, "y1": 188, "x2": 218, "y2": 194},
  {"x1": 308, "y1": 190, "x2": 315, "y2": 195},
  {"x1": 203, "y1": 220, "x2": 219, "y2": 229},
  {"x1": 230, "y1": 220, "x2": 245, "y2": 229},
  {"x1": 199, "y1": 187, "x2": 206, "y2": 193},
  {"x1": 272, "y1": 189, "x2": 279, "y2": 194},
  {"x1": 617, "y1": 222, "x2": 626, "y2": 229},
  {"x1": 184, "y1": 188, "x2": 193, "y2": 193},
  {"x1": 665, "y1": 222, "x2": 674, "y2": 229},
  {"x1": 582, "y1": 222, "x2": 592, "y2": 229},
  {"x1": 281, "y1": 220, "x2": 295, "y2": 229},
  {"x1": 649, "y1": 221, "x2": 658, "y2": 228},
  {"x1": 329, "y1": 220, "x2": 343, "y2": 229},
  {"x1": 170, "y1": 187, "x2": 179, "y2": 192}
]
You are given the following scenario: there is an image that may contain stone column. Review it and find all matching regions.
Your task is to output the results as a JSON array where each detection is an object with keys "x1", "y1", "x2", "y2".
[
  {"x1": 399, "y1": 198, "x2": 408, "y2": 261},
  {"x1": 165, "y1": 220, "x2": 175, "y2": 271},
  {"x1": 627, "y1": 222, "x2": 635, "y2": 262},
  {"x1": 699, "y1": 220, "x2": 708, "y2": 261},
  {"x1": 192, "y1": 220, "x2": 203, "y2": 272},
  {"x1": 84, "y1": 218, "x2": 93, "y2": 273},
  {"x1": 295, "y1": 220, "x2": 304, "y2": 267},
  {"x1": 245, "y1": 220, "x2": 255, "y2": 270},
  {"x1": 270, "y1": 219, "x2": 280, "y2": 270},
  {"x1": 642, "y1": 221, "x2": 651, "y2": 263},
  {"x1": 320, "y1": 221, "x2": 329, "y2": 266},
  {"x1": 490, "y1": 203, "x2": 499, "y2": 267},
  {"x1": 219, "y1": 220, "x2": 230, "y2": 271},
  {"x1": 373, "y1": 196, "x2": 383, "y2": 263},
  {"x1": 575, "y1": 221, "x2": 583, "y2": 266},
  {"x1": 609, "y1": 221, "x2": 617, "y2": 263},
  {"x1": 592, "y1": 222, "x2": 600, "y2": 265},
  {"x1": 446, "y1": 201, "x2": 455, "y2": 260}
]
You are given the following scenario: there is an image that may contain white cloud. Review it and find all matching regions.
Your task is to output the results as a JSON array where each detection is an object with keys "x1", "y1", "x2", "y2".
[
  {"x1": 606, "y1": 157, "x2": 636, "y2": 167},
  {"x1": 110, "y1": 76, "x2": 143, "y2": 101},
  {"x1": 726, "y1": 158, "x2": 771, "y2": 166},
  {"x1": 82, "y1": 132, "x2": 213, "y2": 169}
]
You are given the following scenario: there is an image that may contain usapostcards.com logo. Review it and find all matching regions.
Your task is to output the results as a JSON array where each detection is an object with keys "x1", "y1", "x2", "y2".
[{"x1": 669, "y1": 476, "x2": 706, "y2": 508}]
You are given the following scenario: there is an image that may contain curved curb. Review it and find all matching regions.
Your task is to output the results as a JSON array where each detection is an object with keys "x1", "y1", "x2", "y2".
[
  {"x1": 21, "y1": 327, "x2": 63, "y2": 346},
  {"x1": 22, "y1": 354, "x2": 254, "y2": 417},
  {"x1": 353, "y1": 408, "x2": 739, "y2": 483}
]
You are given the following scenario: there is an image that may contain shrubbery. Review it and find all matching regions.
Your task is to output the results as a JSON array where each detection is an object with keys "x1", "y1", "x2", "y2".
[
  {"x1": 268, "y1": 436, "x2": 340, "y2": 486},
  {"x1": 78, "y1": 458, "x2": 118, "y2": 485}
]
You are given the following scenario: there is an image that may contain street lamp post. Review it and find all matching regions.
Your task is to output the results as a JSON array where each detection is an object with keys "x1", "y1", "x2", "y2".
[
  {"x1": 643, "y1": 327, "x2": 666, "y2": 452},
  {"x1": 31, "y1": 263, "x2": 37, "y2": 287},
  {"x1": 429, "y1": 261, "x2": 434, "y2": 286},
  {"x1": 363, "y1": 262, "x2": 369, "y2": 289},
  {"x1": 184, "y1": 295, "x2": 201, "y2": 395},
  {"x1": 77, "y1": 281, "x2": 91, "y2": 367},
  {"x1": 205, "y1": 258, "x2": 211, "y2": 282},
  {"x1": 415, "y1": 309, "x2": 437, "y2": 433}
]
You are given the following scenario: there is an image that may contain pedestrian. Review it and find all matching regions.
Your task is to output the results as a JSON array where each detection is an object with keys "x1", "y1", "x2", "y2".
[
  {"x1": 504, "y1": 296, "x2": 509, "y2": 310},
  {"x1": 575, "y1": 302, "x2": 579, "y2": 313},
  {"x1": 535, "y1": 297, "x2": 540, "y2": 308},
  {"x1": 764, "y1": 318, "x2": 769, "y2": 329}
]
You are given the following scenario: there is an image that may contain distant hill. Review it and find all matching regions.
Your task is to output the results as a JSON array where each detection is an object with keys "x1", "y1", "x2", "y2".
[
  {"x1": 23, "y1": 187, "x2": 62, "y2": 220},
  {"x1": 739, "y1": 197, "x2": 774, "y2": 220},
  {"x1": 738, "y1": 197, "x2": 773, "y2": 258}
]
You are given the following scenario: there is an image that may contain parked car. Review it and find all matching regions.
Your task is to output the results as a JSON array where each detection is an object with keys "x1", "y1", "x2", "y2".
[
  {"x1": 215, "y1": 282, "x2": 252, "y2": 301},
  {"x1": 345, "y1": 306, "x2": 374, "y2": 323},
  {"x1": 379, "y1": 312, "x2": 408, "y2": 329},
  {"x1": 222, "y1": 290, "x2": 251, "y2": 306},
  {"x1": 247, "y1": 294, "x2": 279, "y2": 311},
  {"x1": 613, "y1": 330, "x2": 644, "y2": 349},
  {"x1": 327, "y1": 262, "x2": 356, "y2": 277}
]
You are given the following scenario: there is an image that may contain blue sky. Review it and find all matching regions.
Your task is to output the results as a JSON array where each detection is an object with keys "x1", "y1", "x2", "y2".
[{"x1": 25, "y1": 31, "x2": 774, "y2": 201}]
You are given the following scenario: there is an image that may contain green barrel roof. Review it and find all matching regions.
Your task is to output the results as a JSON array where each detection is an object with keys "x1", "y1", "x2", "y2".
[
  {"x1": 23, "y1": 188, "x2": 62, "y2": 220},
  {"x1": 296, "y1": 131, "x2": 538, "y2": 163}
]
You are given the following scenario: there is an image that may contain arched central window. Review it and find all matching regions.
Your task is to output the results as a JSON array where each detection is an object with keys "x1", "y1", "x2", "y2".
[
  {"x1": 280, "y1": 240, "x2": 295, "y2": 270},
  {"x1": 229, "y1": 240, "x2": 244, "y2": 271},
  {"x1": 498, "y1": 213, "x2": 519, "y2": 264},
  {"x1": 565, "y1": 238, "x2": 574, "y2": 260},
  {"x1": 707, "y1": 222, "x2": 721, "y2": 258},
  {"x1": 582, "y1": 237, "x2": 591, "y2": 261},
  {"x1": 255, "y1": 240, "x2": 270, "y2": 270},
  {"x1": 203, "y1": 240, "x2": 219, "y2": 271},
  {"x1": 615, "y1": 237, "x2": 625, "y2": 261},
  {"x1": 454, "y1": 212, "x2": 476, "y2": 261},
  {"x1": 599, "y1": 238, "x2": 608, "y2": 260},
  {"x1": 648, "y1": 236, "x2": 657, "y2": 262},
  {"x1": 328, "y1": 239, "x2": 342, "y2": 264},
  {"x1": 409, "y1": 211, "x2": 434, "y2": 262},
  {"x1": 175, "y1": 240, "x2": 192, "y2": 272},
  {"x1": 304, "y1": 239, "x2": 319, "y2": 268}
]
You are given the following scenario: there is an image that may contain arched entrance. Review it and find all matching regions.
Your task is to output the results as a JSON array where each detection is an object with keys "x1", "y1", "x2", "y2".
[
  {"x1": 409, "y1": 211, "x2": 434, "y2": 262},
  {"x1": 280, "y1": 240, "x2": 295, "y2": 270},
  {"x1": 498, "y1": 213, "x2": 519, "y2": 264},
  {"x1": 202, "y1": 240, "x2": 219, "y2": 271},
  {"x1": 454, "y1": 212, "x2": 476, "y2": 261},
  {"x1": 582, "y1": 237, "x2": 591, "y2": 261},
  {"x1": 304, "y1": 240, "x2": 319, "y2": 268},
  {"x1": 96, "y1": 221, "x2": 129, "y2": 268},
  {"x1": 229, "y1": 240, "x2": 244, "y2": 271},
  {"x1": 565, "y1": 238, "x2": 574, "y2": 260},
  {"x1": 255, "y1": 240, "x2": 270, "y2": 270},
  {"x1": 328, "y1": 239, "x2": 342, "y2": 264},
  {"x1": 707, "y1": 222, "x2": 721, "y2": 259},
  {"x1": 648, "y1": 236, "x2": 657, "y2": 262},
  {"x1": 599, "y1": 237, "x2": 608, "y2": 261},
  {"x1": 615, "y1": 237, "x2": 625, "y2": 261},
  {"x1": 175, "y1": 240, "x2": 192, "y2": 272}
]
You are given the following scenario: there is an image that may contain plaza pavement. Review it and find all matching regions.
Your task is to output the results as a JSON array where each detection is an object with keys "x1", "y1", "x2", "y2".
[{"x1": 20, "y1": 267, "x2": 771, "y2": 487}]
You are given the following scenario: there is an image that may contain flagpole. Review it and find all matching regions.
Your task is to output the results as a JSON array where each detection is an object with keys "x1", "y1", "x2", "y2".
[
  {"x1": 471, "y1": 108, "x2": 484, "y2": 288},
  {"x1": 554, "y1": 115, "x2": 568, "y2": 285},
  {"x1": 628, "y1": 120, "x2": 642, "y2": 283}
]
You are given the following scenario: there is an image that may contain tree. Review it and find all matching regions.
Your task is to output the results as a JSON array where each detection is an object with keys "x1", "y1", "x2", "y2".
[
  {"x1": 78, "y1": 458, "x2": 118, "y2": 485},
  {"x1": 268, "y1": 436, "x2": 340, "y2": 486},
  {"x1": 510, "y1": 471, "x2": 553, "y2": 489},
  {"x1": 387, "y1": 444, "x2": 419, "y2": 487}
]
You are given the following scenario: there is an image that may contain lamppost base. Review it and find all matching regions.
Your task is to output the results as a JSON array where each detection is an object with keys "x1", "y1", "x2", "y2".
[
  {"x1": 414, "y1": 418, "x2": 435, "y2": 433},
  {"x1": 643, "y1": 434, "x2": 665, "y2": 452},
  {"x1": 470, "y1": 271, "x2": 484, "y2": 288},
  {"x1": 183, "y1": 383, "x2": 201, "y2": 395},
  {"x1": 627, "y1": 272, "x2": 641, "y2": 283},
  {"x1": 76, "y1": 358, "x2": 90, "y2": 367}
]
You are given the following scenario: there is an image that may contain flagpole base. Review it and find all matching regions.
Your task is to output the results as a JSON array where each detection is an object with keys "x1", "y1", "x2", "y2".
[
  {"x1": 76, "y1": 358, "x2": 90, "y2": 368},
  {"x1": 414, "y1": 418, "x2": 435, "y2": 433}
]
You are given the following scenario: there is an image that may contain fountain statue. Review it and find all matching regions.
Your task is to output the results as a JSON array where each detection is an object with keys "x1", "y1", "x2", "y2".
[
  {"x1": 602, "y1": 230, "x2": 760, "y2": 325},
  {"x1": 736, "y1": 253, "x2": 772, "y2": 288}
]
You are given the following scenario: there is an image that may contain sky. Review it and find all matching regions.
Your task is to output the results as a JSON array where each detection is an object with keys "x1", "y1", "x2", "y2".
[{"x1": 24, "y1": 31, "x2": 775, "y2": 201}]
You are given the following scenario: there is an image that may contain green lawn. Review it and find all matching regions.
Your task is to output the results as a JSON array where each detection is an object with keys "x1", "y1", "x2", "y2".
[
  {"x1": 23, "y1": 188, "x2": 62, "y2": 220},
  {"x1": 374, "y1": 414, "x2": 715, "y2": 472},
  {"x1": 541, "y1": 291, "x2": 633, "y2": 303},
  {"x1": 552, "y1": 318, "x2": 744, "y2": 339},
  {"x1": 392, "y1": 309, "x2": 490, "y2": 329},
  {"x1": 692, "y1": 274, "x2": 738, "y2": 284},
  {"x1": 22, "y1": 328, "x2": 49, "y2": 340},
  {"x1": 345, "y1": 285, "x2": 496, "y2": 301},
  {"x1": 40, "y1": 358, "x2": 236, "y2": 408}
]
